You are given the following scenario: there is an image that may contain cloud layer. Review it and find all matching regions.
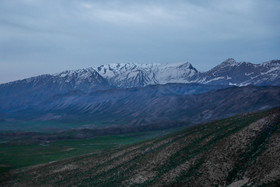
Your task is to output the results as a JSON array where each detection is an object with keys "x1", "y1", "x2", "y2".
[{"x1": 0, "y1": 0, "x2": 279, "y2": 83}]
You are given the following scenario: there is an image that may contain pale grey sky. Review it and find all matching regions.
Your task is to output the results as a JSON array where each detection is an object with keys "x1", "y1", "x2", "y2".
[{"x1": 0, "y1": 0, "x2": 279, "y2": 83}]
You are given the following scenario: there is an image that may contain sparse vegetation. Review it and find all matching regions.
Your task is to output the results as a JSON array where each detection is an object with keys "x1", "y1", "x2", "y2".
[{"x1": 1, "y1": 108, "x2": 279, "y2": 186}]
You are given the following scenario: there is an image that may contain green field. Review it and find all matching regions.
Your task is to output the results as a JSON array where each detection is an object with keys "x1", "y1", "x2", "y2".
[
  {"x1": 0, "y1": 129, "x2": 177, "y2": 173},
  {"x1": 0, "y1": 120, "x2": 111, "y2": 132}
]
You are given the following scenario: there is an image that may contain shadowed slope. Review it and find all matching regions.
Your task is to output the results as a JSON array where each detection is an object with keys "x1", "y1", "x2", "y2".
[{"x1": 2, "y1": 85, "x2": 279, "y2": 128}]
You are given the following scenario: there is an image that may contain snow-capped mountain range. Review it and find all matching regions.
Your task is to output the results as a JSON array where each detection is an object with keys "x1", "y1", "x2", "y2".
[
  {"x1": 53, "y1": 58, "x2": 280, "y2": 88},
  {"x1": 94, "y1": 62, "x2": 198, "y2": 88},
  {"x1": 1, "y1": 58, "x2": 280, "y2": 93}
]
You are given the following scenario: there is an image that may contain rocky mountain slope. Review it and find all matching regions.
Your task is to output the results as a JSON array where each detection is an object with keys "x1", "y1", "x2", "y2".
[
  {"x1": 0, "y1": 83, "x2": 227, "y2": 115},
  {"x1": 1, "y1": 108, "x2": 279, "y2": 186},
  {"x1": 0, "y1": 69, "x2": 110, "y2": 112},
  {"x1": 2, "y1": 85, "x2": 279, "y2": 132},
  {"x1": 198, "y1": 58, "x2": 280, "y2": 86},
  {"x1": 34, "y1": 85, "x2": 280, "y2": 126}
]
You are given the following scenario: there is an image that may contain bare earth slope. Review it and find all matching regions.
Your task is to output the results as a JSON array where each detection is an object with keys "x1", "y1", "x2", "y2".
[{"x1": 1, "y1": 108, "x2": 280, "y2": 186}]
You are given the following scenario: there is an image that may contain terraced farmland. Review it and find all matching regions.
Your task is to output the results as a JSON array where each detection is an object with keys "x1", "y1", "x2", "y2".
[{"x1": 1, "y1": 108, "x2": 280, "y2": 186}]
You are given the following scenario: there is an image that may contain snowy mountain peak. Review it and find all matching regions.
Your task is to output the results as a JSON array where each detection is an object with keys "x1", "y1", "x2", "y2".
[
  {"x1": 159, "y1": 62, "x2": 197, "y2": 71},
  {"x1": 219, "y1": 58, "x2": 237, "y2": 67},
  {"x1": 197, "y1": 58, "x2": 280, "y2": 86},
  {"x1": 93, "y1": 62, "x2": 198, "y2": 87},
  {"x1": 49, "y1": 68, "x2": 109, "y2": 90},
  {"x1": 54, "y1": 68, "x2": 100, "y2": 80}
]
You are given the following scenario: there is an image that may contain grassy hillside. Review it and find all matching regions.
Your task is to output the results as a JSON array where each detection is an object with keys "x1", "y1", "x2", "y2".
[
  {"x1": 0, "y1": 130, "x2": 176, "y2": 174},
  {"x1": 1, "y1": 108, "x2": 280, "y2": 186}
]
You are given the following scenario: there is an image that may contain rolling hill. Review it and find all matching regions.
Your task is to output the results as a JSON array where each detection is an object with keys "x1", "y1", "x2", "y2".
[{"x1": 1, "y1": 108, "x2": 279, "y2": 186}]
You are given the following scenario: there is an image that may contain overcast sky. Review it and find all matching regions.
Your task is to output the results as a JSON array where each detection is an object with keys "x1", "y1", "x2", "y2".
[{"x1": 0, "y1": 0, "x2": 279, "y2": 83}]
